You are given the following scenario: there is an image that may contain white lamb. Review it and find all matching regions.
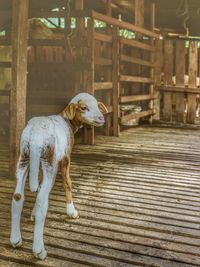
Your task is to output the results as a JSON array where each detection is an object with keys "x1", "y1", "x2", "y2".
[{"x1": 10, "y1": 93, "x2": 108, "y2": 260}]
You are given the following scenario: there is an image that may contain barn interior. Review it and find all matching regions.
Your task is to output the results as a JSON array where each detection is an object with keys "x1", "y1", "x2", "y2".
[{"x1": 0, "y1": 0, "x2": 200, "y2": 266}]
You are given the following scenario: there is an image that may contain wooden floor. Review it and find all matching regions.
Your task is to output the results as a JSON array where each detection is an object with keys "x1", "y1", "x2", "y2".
[{"x1": 0, "y1": 126, "x2": 200, "y2": 267}]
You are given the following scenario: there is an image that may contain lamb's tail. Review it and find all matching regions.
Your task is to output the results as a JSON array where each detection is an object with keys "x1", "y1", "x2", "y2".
[{"x1": 29, "y1": 145, "x2": 42, "y2": 192}]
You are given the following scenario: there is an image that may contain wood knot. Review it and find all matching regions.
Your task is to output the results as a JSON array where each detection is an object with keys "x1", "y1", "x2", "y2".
[{"x1": 14, "y1": 193, "x2": 21, "y2": 201}]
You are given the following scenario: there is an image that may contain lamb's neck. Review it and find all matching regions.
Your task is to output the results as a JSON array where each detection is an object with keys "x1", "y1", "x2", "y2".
[{"x1": 59, "y1": 111, "x2": 82, "y2": 134}]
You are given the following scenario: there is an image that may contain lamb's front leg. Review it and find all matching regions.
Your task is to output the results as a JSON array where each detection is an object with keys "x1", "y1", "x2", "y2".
[{"x1": 61, "y1": 157, "x2": 78, "y2": 219}]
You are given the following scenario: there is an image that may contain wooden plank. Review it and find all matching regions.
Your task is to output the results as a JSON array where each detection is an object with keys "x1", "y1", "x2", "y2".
[
  {"x1": 9, "y1": 0, "x2": 29, "y2": 178},
  {"x1": 120, "y1": 75, "x2": 153, "y2": 83},
  {"x1": 175, "y1": 41, "x2": 185, "y2": 122},
  {"x1": 94, "y1": 82, "x2": 112, "y2": 90},
  {"x1": 120, "y1": 37, "x2": 155, "y2": 52},
  {"x1": 105, "y1": 0, "x2": 112, "y2": 16},
  {"x1": 94, "y1": 32, "x2": 112, "y2": 43},
  {"x1": 158, "y1": 85, "x2": 200, "y2": 94},
  {"x1": 135, "y1": 0, "x2": 144, "y2": 39},
  {"x1": 0, "y1": 62, "x2": 11, "y2": 68},
  {"x1": 94, "y1": 57, "x2": 112, "y2": 66},
  {"x1": 84, "y1": 19, "x2": 95, "y2": 145},
  {"x1": 91, "y1": 11, "x2": 159, "y2": 38},
  {"x1": 149, "y1": 2, "x2": 155, "y2": 124},
  {"x1": 121, "y1": 110, "x2": 155, "y2": 124},
  {"x1": 0, "y1": 90, "x2": 11, "y2": 96},
  {"x1": 120, "y1": 94, "x2": 156, "y2": 103},
  {"x1": 120, "y1": 54, "x2": 154, "y2": 67},
  {"x1": 112, "y1": 26, "x2": 120, "y2": 136},
  {"x1": 154, "y1": 39, "x2": 163, "y2": 120},
  {"x1": 162, "y1": 40, "x2": 173, "y2": 121},
  {"x1": 187, "y1": 42, "x2": 198, "y2": 124}
]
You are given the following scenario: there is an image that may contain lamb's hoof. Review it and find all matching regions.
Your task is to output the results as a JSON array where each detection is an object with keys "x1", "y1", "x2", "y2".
[
  {"x1": 33, "y1": 249, "x2": 47, "y2": 260},
  {"x1": 67, "y1": 209, "x2": 79, "y2": 219},
  {"x1": 66, "y1": 203, "x2": 79, "y2": 219},
  {"x1": 10, "y1": 238, "x2": 22, "y2": 248}
]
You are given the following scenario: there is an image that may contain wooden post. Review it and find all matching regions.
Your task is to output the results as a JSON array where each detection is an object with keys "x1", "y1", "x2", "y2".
[
  {"x1": 154, "y1": 39, "x2": 163, "y2": 120},
  {"x1": 83, "y1": 18, "x2": 95, "y2": 144},
  {"x1": 135, "y1": 0, "x2": 144, "y2": 29},
  {"x1": 75, "y1": 0, "x2": 84, "y2": 94},
  {"x1": 187, "y1": 41, "x2": 198, "y2": 124},
  {"x1": 10, "y1": 0, "x2": 29, "y2": 177},
  {"x1": 106, "y1": 0, "x2": 112, "y2": 16},
  {"x1": 149, "y1": 2, "x2": 155, "y2": 123},
  {"x1": 112, "y1": 26, "x2": 120, "y2": 136},
  {"x1": 163, "y1": 40, "x2": 173, "y2": 121},
  {"x1": 175, "y1": 41, "x2": 185, "y2": 122}
]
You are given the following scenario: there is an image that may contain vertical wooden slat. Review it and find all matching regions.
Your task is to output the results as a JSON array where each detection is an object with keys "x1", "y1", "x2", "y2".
[
  {"x1": 154, "y1": 39, "x2": 163, "y2": 120},
  {"x1": 149, "y1": 2, "x2": 155, "y2": 124},
  {"x1": 187, "y1": 41, "x2": 198, "y2": 124},
  {"x1": 75, "y1": 0, "x2": 84, "y2": 95},
  {"x1": 83, "y1": 19, "x2": 95, "y2": 144},
  {"x1": 163, "y1": 40, "x2": 173, "y2": 121},
  {"x1": 175, "y1": 41, "x2": 185, "y2": 122},
  {"x1": 106, "y1": 0, "x2": 112, "y2": 16},
  {"x1": 112, "y1": 26, "x2": 120, "y2": 136},
  {"x1": 10, "y1": 0, "x2": 29, "y2": 177}
]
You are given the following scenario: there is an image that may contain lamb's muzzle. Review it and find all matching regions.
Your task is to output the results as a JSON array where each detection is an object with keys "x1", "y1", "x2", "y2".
[{"x1": 10, "y1": 93, "x2": 108, "y2": 260}]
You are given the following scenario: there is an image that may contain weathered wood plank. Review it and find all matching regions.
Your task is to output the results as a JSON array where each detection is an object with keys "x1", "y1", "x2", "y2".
[
  {"x1": 162, "y1": 40, "x2": 173, "y2": 121},
  {"x1": 9, "y1": 0, "x2": 29, "y2": 177},
  {"x1": 120, "y1": 94, "x2": 156, "y2": 103},
  {"x1": 120, "y1": 75, "x2": 153, "y2": 83},
  {"x1": 175, "y1": 41, "x2": 186, "y2": 122},
  {"x1": 112, "y1": 26, "x2": 120, "y2": 136},
  {"x1": 187, "y1": 42, "x2": 198, "y2": 124}
]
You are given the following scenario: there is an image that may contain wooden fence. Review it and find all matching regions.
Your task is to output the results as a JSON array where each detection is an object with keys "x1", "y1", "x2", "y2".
[
  {"x1": 74, "y1": 10, "x2": 158, "y2": 144},
  {"x1": 156, "y1": 39, "x2": 200, "y2": 124}
]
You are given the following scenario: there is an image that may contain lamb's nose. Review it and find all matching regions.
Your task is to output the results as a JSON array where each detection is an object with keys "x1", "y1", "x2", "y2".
[{"x1": 98, "y1": 115, "x2": 105, "y2": 122}]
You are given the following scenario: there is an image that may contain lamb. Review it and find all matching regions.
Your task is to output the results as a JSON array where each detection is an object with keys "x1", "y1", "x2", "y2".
[{"x1": 10, "y1": 92, "x2": 108, "y2": 260}]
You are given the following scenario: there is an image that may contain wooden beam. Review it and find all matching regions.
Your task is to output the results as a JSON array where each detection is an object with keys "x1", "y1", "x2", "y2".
[
  {"x1": 105, "y1": 0, "x2": 112, "y2": 16},
  {"x1": 120, "y1": 54, "x2": 154, "y2": 67},
  {"x1": 121, "y1": 109, "x2": 155, "y2": 124},
  {"x1": 157, "y1": 85, "x2": 200, "y2": 94},
  {"x1": 112, "y1": 26, "x2": 120, "y2": 136},
  {"x1": 94, "y1": 32, "x2": 112, "y2": 43},
  {"x1": 134, "y1": 0, "x2": 144, "y2": 27},
  {"x1": 120, "y1": 75, "x2": 153, "y2": 83},
  {"x1": 175, "y1": 41, "x2": 185, "y2": 122},
  {"x1": 83, "y1": 19, "x2": 95, "y2": 145},
  {"x1": 94, "y1": 82, "x2": 113, "y2": 90},
  {"x1": 10, "y1": 0, "x2": 29, "y2": 177},
  {"x1": 91, "y1": 11, "x2": 159, "y2": 38},
  {"x1": 120, "y1": 37, "x2": 155, "y2": 52},
  {"x1": 120, "y1": 94, "x2": 156, "y2": 103},
  {"x1": 187, "y1": 42, "x2": 198, "y2": 124}
]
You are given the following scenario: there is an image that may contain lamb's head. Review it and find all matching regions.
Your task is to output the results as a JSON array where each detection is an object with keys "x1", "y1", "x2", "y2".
[{"x1": 63, "y1": 93, "x2": 108, "y2": 127}]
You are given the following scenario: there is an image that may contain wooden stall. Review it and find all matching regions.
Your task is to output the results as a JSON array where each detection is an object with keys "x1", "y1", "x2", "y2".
[{"x1": 0, "y1": 0, "x2": 158, "y2": 169}]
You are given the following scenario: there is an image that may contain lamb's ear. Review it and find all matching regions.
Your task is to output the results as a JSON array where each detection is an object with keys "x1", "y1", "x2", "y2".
[
  {"x1": 65, "y1": 103, "x2": 77, "y2": 120},
  {"x1": 98, "y1": 102, "x2": 108, "y2": 114}
]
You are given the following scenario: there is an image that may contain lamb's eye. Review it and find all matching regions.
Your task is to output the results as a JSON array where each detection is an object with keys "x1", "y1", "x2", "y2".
[{"x1": 80, "y1": 106, "x2": 89, "y2": 111}]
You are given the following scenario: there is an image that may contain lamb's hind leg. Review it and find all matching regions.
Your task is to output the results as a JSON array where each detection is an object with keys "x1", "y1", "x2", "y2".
[
  {"x1": 10, "y1": 153, "x2": 29, "y2": 248},
  {"x1": 32, "y1": 160, "x2": 57, "y2": 260}
]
